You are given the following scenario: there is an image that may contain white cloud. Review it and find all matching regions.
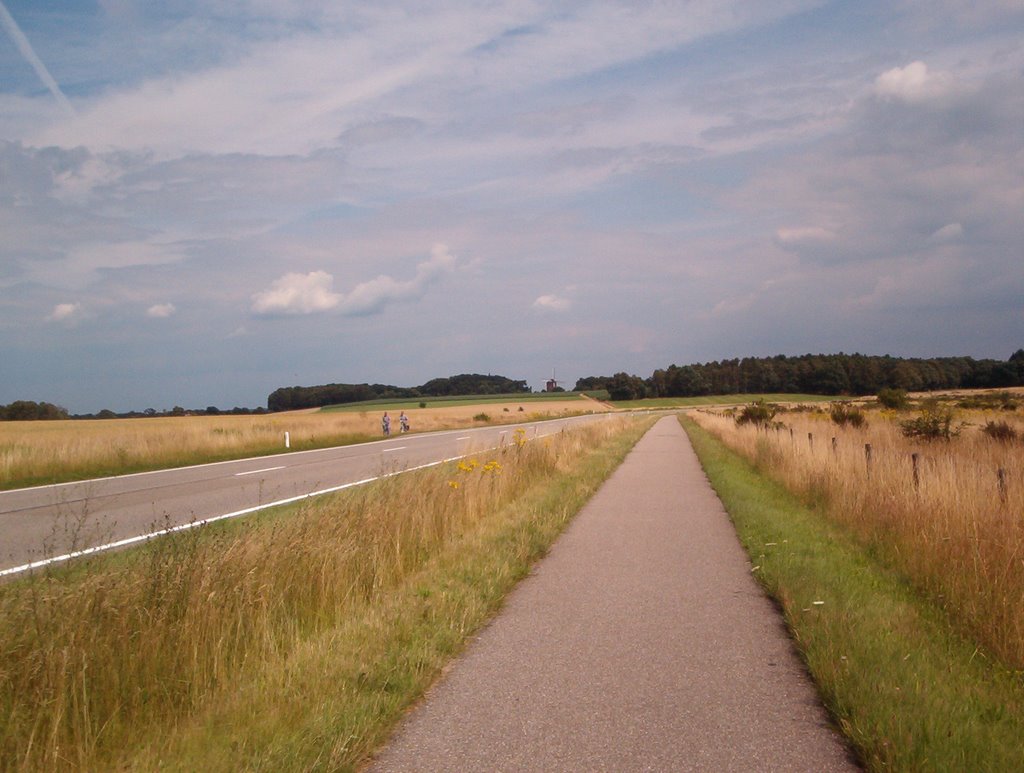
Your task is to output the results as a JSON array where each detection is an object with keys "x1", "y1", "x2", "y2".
[
  {"x1": 874, "y1": 61, "x2": 953, "y2": 102},
  {"x1": 57, "y1": 241, "x2": 186, "y2": 288},
  {"x1": 251, "y1": 244, "x2": 457, "y2": 316},
  {"x1": 23, "y1": 2, "x2": 820, "y2": 158},
  {"x1": 146, "y1": 303, "x2": 176, "y2": 318},
  {"x1": 251, "y1": 270, "x2": 341, "y2": 316},
  {"x1": 533, "y1": 294, "x2": 572, "y2": 312},
  {"x1": 47, "y1": 302, "x2": 82, "y2": 321},
  {"x1": 928, "y1": 222, "x2": 963, "y2": 243},
  {"x1": 774, "y1": 226, "x2": 836, "y2": 247}
]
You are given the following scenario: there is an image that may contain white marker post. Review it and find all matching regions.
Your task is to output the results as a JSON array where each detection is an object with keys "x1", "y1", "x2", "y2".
[{"x1": 285, "y1": 431, "x2": 290, "y2": 449}]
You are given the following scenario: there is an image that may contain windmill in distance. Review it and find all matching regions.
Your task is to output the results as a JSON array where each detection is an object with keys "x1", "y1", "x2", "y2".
[{"x1": 544, "y1": 369, "x2": 561, "y2": 392}]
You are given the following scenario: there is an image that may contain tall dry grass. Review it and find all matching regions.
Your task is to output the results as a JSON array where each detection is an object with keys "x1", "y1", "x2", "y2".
[
  {"x1": 0, "y1": 416, "x2": 635, "y2": 771},
  {"x1": 0, "y1": 400, "x2": 604, "y2": 490},
  {"x1": 691, "y1": 406, "x2": 1024, "y2": 668}
]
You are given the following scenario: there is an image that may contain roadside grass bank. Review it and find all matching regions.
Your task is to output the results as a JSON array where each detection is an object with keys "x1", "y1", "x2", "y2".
[
  {"x1": 612, "y1": 392, "x2": 837, "y2": 409},
  {"x1": 0, "y1": 415, "x2": 653, "y2": 771},
  {"x1": 680, "y1": 416, "x2": 1024, "y2": 771},
  {"x1": 691, "y1": 404, "x2": 1024, "y2": 668},
  {"x1": 0, "y1": 401, "x2": 605, "y2": 491},
  {"x1": 0, "y1": 413, "x2": 374, "y2": 491}
]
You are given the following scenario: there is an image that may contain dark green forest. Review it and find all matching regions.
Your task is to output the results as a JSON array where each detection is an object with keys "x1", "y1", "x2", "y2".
[
  {"x1": 0, "y1": 400, "x2": 69, "y2": 421},
  {"x1": 574, "y1": 351, "x2": 1024, "y2": 401},
  {"x1": 266, "y1": 373, "x2": 530, "y2": 412}
]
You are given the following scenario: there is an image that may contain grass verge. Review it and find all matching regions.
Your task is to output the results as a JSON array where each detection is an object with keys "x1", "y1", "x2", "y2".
[
  {"x1": 680, "y1": 415, "x2": 1024, "y2": 772},
  {"x1": 1, "y1": 415, "x2": 654, "y2": 771},
  {"x1": 613, "y1": 393, "x2": 837, "y2": 409}
]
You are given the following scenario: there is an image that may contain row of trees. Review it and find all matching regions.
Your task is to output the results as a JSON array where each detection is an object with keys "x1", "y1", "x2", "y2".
[
  {"x1": 0, "y1": 400, "x2": 69, "y2": 421},
  {"x1": 11, "y1": 353, "x2": 1022, "y2": 420},
  {"x1": 0, "y1": 402, "x2": 269, "y2": 422},
  {"x1": 267, "y1": 373, "x2": 530, "y2": 412},
  {"x1": 577, "y1": 351, "x2": 1024, "y2": 401},
  {"x1": 93, "y1": 406, "x2": 269, "y2": 419}
]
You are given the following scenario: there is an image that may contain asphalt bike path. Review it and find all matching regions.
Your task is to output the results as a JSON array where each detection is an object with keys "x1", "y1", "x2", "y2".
[{"x1": 368, "y1": 415, "x2": 858, "y2": 772}]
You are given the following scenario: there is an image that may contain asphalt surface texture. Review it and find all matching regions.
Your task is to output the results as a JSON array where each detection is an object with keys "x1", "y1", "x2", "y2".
[
  {"x1": 0, "y1": 414, "x2": 609, "y2": 576},
  {"x1": 367, "y1": 415, "x2": 859, "y2": 772}
]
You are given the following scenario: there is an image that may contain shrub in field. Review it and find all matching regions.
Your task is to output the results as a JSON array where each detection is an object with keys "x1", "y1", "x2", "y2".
[
  {"x1": 957, "y1": 391, "x2": 1019, "y2": 411},
  {"x1": 735, "y1": 400, "x2": 778, "y2": 427},
  {"x1": 900, "y1": 402, "x2": 961, "y2": 441},
  {"x1": 982, "y1": 420, "x2": 1019, "y2": 442},
  {"x1": 877, "y1": 387, "x2": 909, "y2": 409},
  {"x1": 829, "y1": 403, "x2": 866, "y2": 428},
  {"x1": 473, "y1": 412, "x2": 491, "y2": 422}
]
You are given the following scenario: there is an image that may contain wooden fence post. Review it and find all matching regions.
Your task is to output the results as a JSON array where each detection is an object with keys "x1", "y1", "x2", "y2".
[
  {"x1": 865, "y1": 443, "x2": 872, "y2": 478},
  {"x1": 808, "y1": 432, "x2": 814, "y2": 451},
  {"x1": 912, "y1": 453, "x2": 920, "y2": 491},
  {"x1": 831, "y1": 437, "x2": 838, "y2": 455},
  {"x1": 998, "y1": 467, "x2": 1007, "y2": 504}
]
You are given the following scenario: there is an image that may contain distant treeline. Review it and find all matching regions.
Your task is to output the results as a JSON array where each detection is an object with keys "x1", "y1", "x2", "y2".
[
  {"x1": 10, "y1": 353, "x2": 1023, "y2": 420},
  {"x1": 575, "y1": 351, "x2": 1024, "y2": 401},
  {"x1": 267, "y1": 373, "x2": 530, "y2": 412},
  {"x1": 0, "y1": 401, "x2": 268, "y2": 422},
  {"x1": 0, "y1": 400, "x2": 69, "y2": 421},
  {"x1": 83, "y1": 406, "x2": 269, "y2": 419}
]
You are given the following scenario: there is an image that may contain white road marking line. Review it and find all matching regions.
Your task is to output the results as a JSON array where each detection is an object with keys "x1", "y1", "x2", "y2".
[
  {"x1": 382, "y1": 446, "x2": 407, "y2": 453},
  {"x1": 0, "y1": 455, "x2": 467, "y2": 579},
  {"x1": 456, "y1": 436, "x2": 471, "y2": 440},
  {"x1": 0, "y1": 416, "x2": 601, "y2": 577},
  {"x1": 3, "y1": 414, "x2": 598, "y2": 495},
  {"x1": 235, "y1": 466, "x2": 286, "y2": 476}
]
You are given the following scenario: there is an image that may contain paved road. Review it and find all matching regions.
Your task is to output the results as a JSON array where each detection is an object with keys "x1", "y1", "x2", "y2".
[
  {"x1": 368, "y1": 416, "x2": 858, "y2": 772},
  {"x1": 0, "y1": 414, "x2": 610, "y2": 576}
]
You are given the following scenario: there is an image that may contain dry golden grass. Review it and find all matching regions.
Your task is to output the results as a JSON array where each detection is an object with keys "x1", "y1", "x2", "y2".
[
  {"x1": 0, "y1": 399, "x2": 608, "y2": 490},
  {"x1": 691, "y1": 404, "x2": 1024, "y2": 668},
  {"x1": 0, "y1": 414, "x2": 643, "y2": 771}
]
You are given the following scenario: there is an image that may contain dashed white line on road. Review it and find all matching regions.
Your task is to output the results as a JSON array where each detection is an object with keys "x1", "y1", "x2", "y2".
[
  {"x1": 235, "y1": 466, "x2": 286, "y2": 476},
  {"x1": 1, "y1": 455, "x2": 463, "y2": 579},
  {"x1": 1, "y1": 419, "x2": 580, "y2": 579}
]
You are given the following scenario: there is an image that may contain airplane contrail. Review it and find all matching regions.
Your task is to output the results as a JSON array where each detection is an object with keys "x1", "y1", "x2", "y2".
[{"x1": 0, "y1": 0, "x2": 75, "y2": 115}]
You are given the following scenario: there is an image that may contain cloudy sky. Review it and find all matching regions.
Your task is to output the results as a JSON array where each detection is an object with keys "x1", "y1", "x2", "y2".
[{"x1": 1, "y1": 1, "x2": 1022, "y2": 413}]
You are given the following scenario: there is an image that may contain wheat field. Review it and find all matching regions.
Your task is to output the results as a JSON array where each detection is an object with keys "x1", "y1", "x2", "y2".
[{"x1": 0, "y1": 399, "x2": 607, "y2": 489}]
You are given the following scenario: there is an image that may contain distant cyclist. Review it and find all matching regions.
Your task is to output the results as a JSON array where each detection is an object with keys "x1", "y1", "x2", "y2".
[
  {"x1": 382, "y1": 412, "x2": 391, "y2": 436},
  {"x1": 399, "y1": 411, "x2": 410, "y2": 433}
]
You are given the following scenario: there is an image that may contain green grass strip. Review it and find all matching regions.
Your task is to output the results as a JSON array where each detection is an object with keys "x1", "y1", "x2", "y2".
[
  {"x1": 680, "y1": 415, "x2": 1024, "y2": 773},
  {"x1": 124, "y1": 418, "x2": 656, "y2": 772}
]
